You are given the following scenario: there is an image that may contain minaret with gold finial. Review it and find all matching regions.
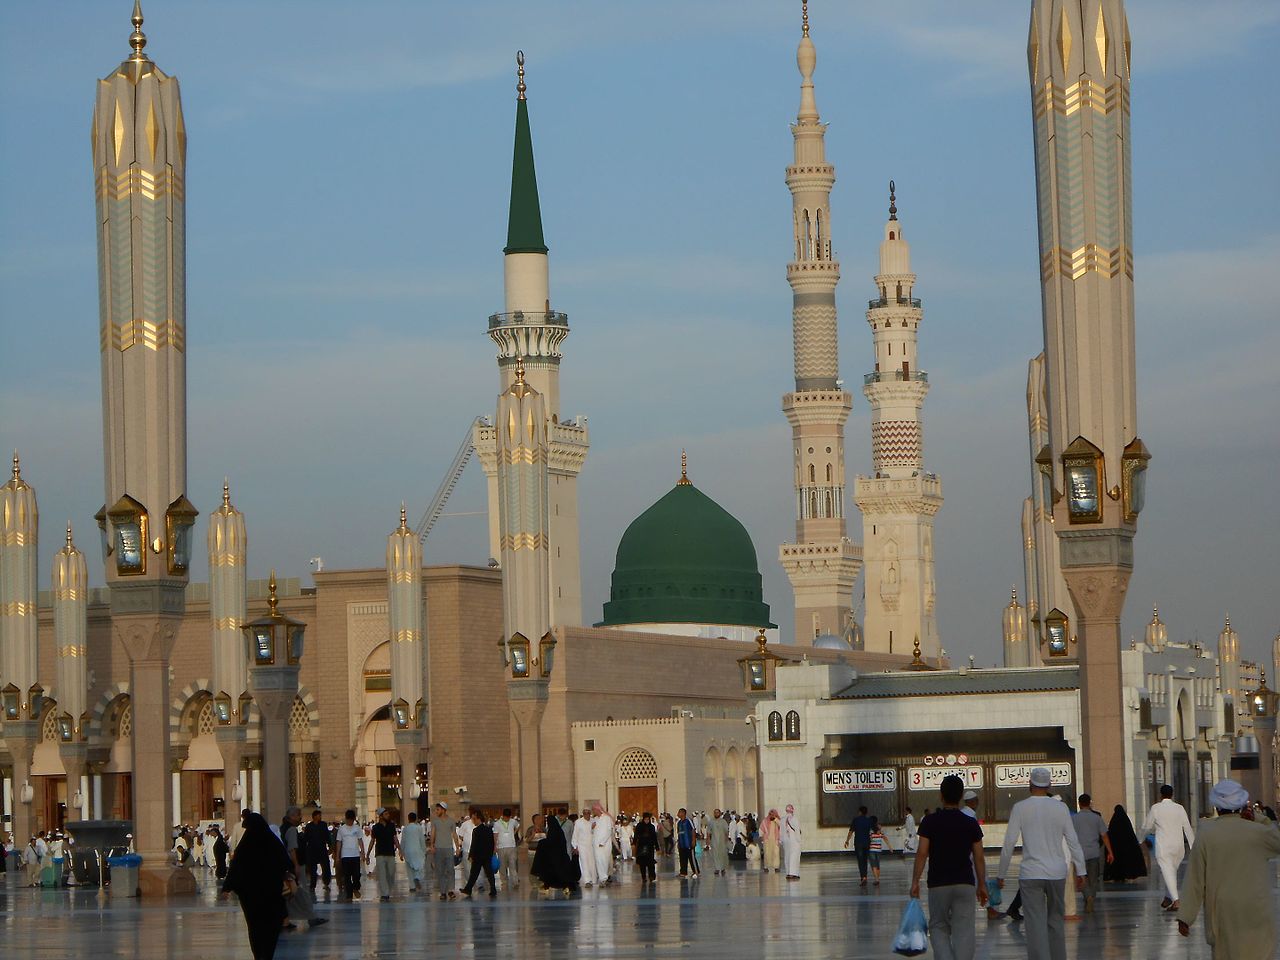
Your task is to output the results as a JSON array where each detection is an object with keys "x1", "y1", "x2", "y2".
[
  {"x1": 209, "y1": 479, "x2": 249, "y2": 823},
  {"x1": 92, "y1": 3, "x2": 197, "y2": 894},
  {"x1": 1, "y1": 452, "x2": 39, "y2": 843},
  {"x1": 475, "y1": 51, "x2": 588, "y2": 630},
  {"x1": 1003, "y1": 588, "x2": 1029, "y2": 667},
  {"x1": 387, "y1": 502, "x2": 426, "y2": 802},
  {"x1": 778, "y1": 1, "x2": 862, "y2": 646},
  {"x1": 1218, "y1": 615, "x2": 1242, "y2": 729},
  {"x1": 54, "y1": 523, "x2": 90, "y2": 820}
]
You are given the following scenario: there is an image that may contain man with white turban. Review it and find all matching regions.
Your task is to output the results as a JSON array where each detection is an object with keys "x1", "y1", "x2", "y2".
[
  {"x1": 591, "y1": 803, "x2": 615, "y2": 885},
  {"x1": 1177, "y1": 780, "x2": 1280, "y2": 960},
  {"x1": 1140, "y1": 783, "x2": 1195, "y2": 911}
]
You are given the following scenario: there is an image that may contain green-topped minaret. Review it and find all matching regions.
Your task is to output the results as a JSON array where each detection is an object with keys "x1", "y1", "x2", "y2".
[
  {"x1": 504, "y1": 53, "x2": 547, "y2": 255},
  {"x1": 475, "y1": 50, "x2": 589, "y2": 630}
]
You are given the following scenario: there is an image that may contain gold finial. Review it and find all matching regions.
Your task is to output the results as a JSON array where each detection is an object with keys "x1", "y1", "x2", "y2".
[
  {"x1": 913, "y1": 635, "x2": 922, "y2": 660},
  {"x1": 222, "y1": 478, "x2": 231, "y2": 508},
  {"x1": 801, "y1": 0, "x2": 809, "y2": 37},
  {"x1": 889, "y1": 180, "x2": 898, "y2": 221},
  {"x1": 1152, "y1": 604, "x2": 1159, "y2": 619},
  {"x1": 756, "y1": 626, "x2": 769, "y2": 655},
  {"x1": 400, "y1": 502, "x2": 408, "y2": 530},
  {"x1": 514, "y1": 355, "x2": 526, "y2": 383},
  {"x1": 129, "y1": 0, "x2": 149, "y2": 61},
  {"x1": 1011, "y1": 586, "x2": 1019, "y2": 604},
  {"x1": 10, "y1": 450, "x2": 18, "y2": 482},
  {"x1": 678, "y1": 449, "x2": 692, "y2": 486},
  {"x1": 516, "y1": 50, "x2": 526, "y2": 100},
  {"x1": 268, "y1": 569, "x2": 278, "y2": 615},
  {"x1": 66, "y1": 523, "x2": 74, "y2": 548}
]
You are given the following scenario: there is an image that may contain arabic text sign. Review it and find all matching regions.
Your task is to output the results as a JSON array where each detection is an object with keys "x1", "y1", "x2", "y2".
[
  {"x1": 994, "y1": 763, "x2": 1072, "y2": 789},
  {"x1": 907, "y1": 766, "x2": 983, "y2": 791}
]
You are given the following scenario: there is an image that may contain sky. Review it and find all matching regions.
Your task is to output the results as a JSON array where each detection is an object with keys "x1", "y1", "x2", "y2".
[{"x1": 1, "y1": 1, "x2": 1277, "y2": 671}]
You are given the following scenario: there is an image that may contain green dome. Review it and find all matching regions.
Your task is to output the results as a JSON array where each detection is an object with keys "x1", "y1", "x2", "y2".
[{"x1": 598, "y1": 479, "x2": 773, "y2": 629}]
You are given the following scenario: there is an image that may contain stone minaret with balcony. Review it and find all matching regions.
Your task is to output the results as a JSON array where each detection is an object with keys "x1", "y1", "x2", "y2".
[{"x1": 854, "y1": 188, "x2": 943, "y2": 657}]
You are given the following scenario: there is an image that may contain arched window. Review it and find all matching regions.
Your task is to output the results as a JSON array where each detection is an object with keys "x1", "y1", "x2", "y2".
[
  {"x1": 825, "y1": 464, "x2": 833, "y2": 483},
  {"x1": 767, "y1": 711, "x2": 783, "y2": 741},
  {"x1": 808, "y1": 464, "x2": 816, "y2": 483},
  {"x1": 802, "y1": 209, "x2": 813, "y2": 260},
  {"x1": 785, "y1": 710, "x2": 801, "y2": 741},
  {"x1": 889, "y1": 230, "x2": 896, "y2": 240},
  {"x1": 815, "y1": 209, "x2": 824, "y2": 259}
]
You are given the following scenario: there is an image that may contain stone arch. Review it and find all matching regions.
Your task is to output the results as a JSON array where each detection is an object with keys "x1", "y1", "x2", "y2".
[
  {"x1": 704, "y1": 746, "x2": 722, "y2": 780},
  {"x1": 615, "y1": 747, "x2": 658, "y2": 784},
  {"x1": 170, "y1": 678, "x2": 213, "y2": 736},
  {"x1": 292, "y1": 685, "x2": 322, "y2": 741},
  {"x1": 88, "y1": 682, "x2": 131, "y2": 741}
]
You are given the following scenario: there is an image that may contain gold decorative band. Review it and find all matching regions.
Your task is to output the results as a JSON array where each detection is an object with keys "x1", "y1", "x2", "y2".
[
  {"x1": 499, "y1": 448, "x2": 545, "y2": 465},
  {"x1": 1033, "y1": 78, "x2": 1129, "y2": 119},
  {"x1": 212, "y1": 617, "x2": 242, "y2": 631},
  {"x1": 1040, "y1": 244, "x2": 1132, "y2": 281},
  {"x1": 95, "y1": 166, "x2": 185, "y2": 202},
  {"x1": 57, "y1": 644, "x2": 86, "y2": 659},
  {"x1": 101, "y1": 318, "x2": 186, "y2": 352},
  {"x1": 392, "y1": 630, "x2": 421, "y2": 643},
  {"x1": 53, "y1": 588, "x2": 82, "y2": 602},
  {"x1": 210, "y1": 555, "x2": 245, "y2": 567},
  {"x1": 389, "y1": 571, "x2": 417, "y2": 583},
  {"x1": 0, "y1": 532, "x2": 33, "y2": 546},
  {"x1": 0, "y1": 601, "x2": 34, "y2": 616},
  {"x1": 500, "y1": 532, "x2": 548, "y2": 551}
]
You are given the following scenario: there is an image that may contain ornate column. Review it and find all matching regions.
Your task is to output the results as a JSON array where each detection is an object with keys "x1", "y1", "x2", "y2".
[
  {"x1": 54, "y1": 524, "x2": 91, "y2": 821},
  {"x1": 1, "y1": 453, "x2": 39, "y2": 845},
  {"x1": 387, "y1": 506, "x2": 426, "y2": 812},
  {"x1": 209, "y1": 481, "x2": 249, "y2": 825},
  {"x1": 243, "y1": 574, "x2": 303, "y2": 824}
]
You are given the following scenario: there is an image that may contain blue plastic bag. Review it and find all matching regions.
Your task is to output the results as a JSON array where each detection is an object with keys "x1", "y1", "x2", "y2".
[
  {"x1": 986, "y1": 877, "x2": 1003, "y2": 907},
  {"x1": 490, "y1": 853, "x2": 501, "y2": 873},
  {"x1": 892, "y1": 898, "x2": 929, "y2": 957}
]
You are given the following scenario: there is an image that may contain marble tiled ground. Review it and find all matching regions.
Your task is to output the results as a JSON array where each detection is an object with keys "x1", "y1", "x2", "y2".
[{"x1": 2, "y1": 853, "x2": 1275, "y2": 959}]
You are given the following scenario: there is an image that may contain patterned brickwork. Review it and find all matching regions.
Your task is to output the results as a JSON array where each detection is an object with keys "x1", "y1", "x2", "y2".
[
  {"x1": 872, "y1": 420, "x2": 922, "y2": 470},
  {"x1": 792, "y1": 303, "x2": 838, "y2": 385}
]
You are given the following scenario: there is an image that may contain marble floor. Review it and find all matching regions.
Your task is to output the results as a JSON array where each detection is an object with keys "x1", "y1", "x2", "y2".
[{"x1": 2, "y1": 853, "x2": 1275, "y2": 959}]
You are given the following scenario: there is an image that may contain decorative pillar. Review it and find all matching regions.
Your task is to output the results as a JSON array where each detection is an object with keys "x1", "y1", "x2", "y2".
[
  {"x1": 92, "y1": 5, "x2": 198, "y2": 896},
  {"x1": 209, "y1": 480, "x2": 249, "y2": 825},
  {"x1": 243, "y1": 573, "x2": 304, "y2": 824},
  {"x1": 387, "y1": 505, "x2": 426, "y2": 813},
  {"x1": 1003, "y1": 588, "x2": 1030, "y2": 668},
  {"x1": 54, "y1": 524, "x2": 91, "y2": 822},
  {"x1": 1, "y1": 453, "x2": 40, "y2": 847},
  {"x1": 1029, "y1": 0, "x2": 1148, "y2": 800}
]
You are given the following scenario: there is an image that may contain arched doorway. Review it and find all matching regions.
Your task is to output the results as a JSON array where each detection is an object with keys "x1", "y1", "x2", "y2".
[{"x1": 615, "y1": 748, "x2": 659, "y2": 818}]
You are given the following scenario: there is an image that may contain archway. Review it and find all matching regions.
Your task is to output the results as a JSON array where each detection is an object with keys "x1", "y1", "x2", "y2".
[{"x1": 615, "y1": 747, "x2": 659, "y2": 818}]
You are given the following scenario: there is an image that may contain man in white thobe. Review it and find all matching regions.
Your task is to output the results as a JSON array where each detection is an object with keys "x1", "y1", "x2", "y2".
[
  {"x1": 592, "y1": 803, "x2": 615, "y2": 885},
  {"x1": 1140, "y1": 784, "x2": 1195, "y2": 910},
  {"x1": 400, "y1": 812, "x2": 427, "y2": 893},
  {"x1": 572, "y1": 810, "x2": 597, "y2": 886}
]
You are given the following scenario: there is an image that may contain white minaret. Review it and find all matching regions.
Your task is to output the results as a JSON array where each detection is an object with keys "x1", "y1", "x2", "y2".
[
  {"x1": 0, "y1": 453, "x2": 39, "y2": 843},
  {"x1": 1219, "y1": 615, "x2": 1243, "y2": 730},
  {"x1": 54, "y1": 523, "x2": 90, "y2": 820},
  {"x1": 854, "y1": 187, "x2": 943, "y2": 658},
  {"x1": 387, "y1": 504, "x2": 426, "y2": 802},
  {"x1": 475, "y1": 52, "x2": 587, "y2": 629},
  {"x1": 209, "y1": 480, "x2": 249, "y2": 823},
  {"x1": 778, "y1": 2, "x2": 861, "y2": 645}
]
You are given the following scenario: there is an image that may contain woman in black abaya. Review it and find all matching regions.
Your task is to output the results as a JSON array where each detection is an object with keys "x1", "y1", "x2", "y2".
[
  {"x1": 220, "y1": 813, "x2": 296, "y2": 959},
  {"x1": 1104, "y1": 804, "x2": 1148, "y2": 882},
  {"x1": 530, "y1": 814, "x2": 579, "y2": 894}
]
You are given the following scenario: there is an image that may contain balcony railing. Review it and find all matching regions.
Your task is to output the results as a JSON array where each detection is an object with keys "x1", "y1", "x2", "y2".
[
  {"x1": 488, "y1": 310, "x2": 569, "y2": 330},
  {"x1": 864, "y1": 370, "x2": 929, "y2": 385},
  {"x1": 867, "y1": 296, "x2": 922, "y2": 309}
]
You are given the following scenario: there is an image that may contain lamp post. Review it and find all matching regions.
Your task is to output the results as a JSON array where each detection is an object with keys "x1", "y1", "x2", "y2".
[
  {"x1": 242, "y1": 572, "x2": 304, "y2": 824},
  {"x1": 1249, "y1": 671, "x2": 1278, "y2": 810}
]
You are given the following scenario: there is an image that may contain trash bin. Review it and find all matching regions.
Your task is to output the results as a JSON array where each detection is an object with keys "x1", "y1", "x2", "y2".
[{"x1": 106, "y1": 854, "x2": 141, "y2": 898}]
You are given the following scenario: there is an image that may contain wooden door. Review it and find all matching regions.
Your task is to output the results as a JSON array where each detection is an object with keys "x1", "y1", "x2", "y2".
[{"x1": 618, "y1": 785, "x2": 658, "y2": 818}]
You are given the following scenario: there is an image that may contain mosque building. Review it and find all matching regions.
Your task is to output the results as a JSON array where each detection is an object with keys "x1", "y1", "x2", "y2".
[{"x1": 0, "y1": 4, "x2": 925, "y2": 851}]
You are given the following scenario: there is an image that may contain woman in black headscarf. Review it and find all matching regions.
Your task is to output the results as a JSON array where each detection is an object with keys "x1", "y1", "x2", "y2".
[
  {"x1": 530, "y1": 814, "x2": 579, "y2": 894},
  {"x1": 220, "y1": 813, "x2": 296, "y2": 959},
  {"x1": 1104, "y1": 803, "x2": 1148, "y2": 882}
]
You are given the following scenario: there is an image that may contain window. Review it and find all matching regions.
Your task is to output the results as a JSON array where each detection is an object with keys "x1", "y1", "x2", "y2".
[
  {"x1": 785, "y1": 711, "x2": 801, "y2": 741},
  {"x1": 584, "y1": 739, "x2": 596, "y2": 752},
  {"x1": 808, "y1": 464, "x2": 816, "y2": 483},
  {"x1": 767, "y1": 712, "x2": 783, "y2": 742},
  {"x1": 825, "y1": 464, "x2": 833, "y2": 482}
]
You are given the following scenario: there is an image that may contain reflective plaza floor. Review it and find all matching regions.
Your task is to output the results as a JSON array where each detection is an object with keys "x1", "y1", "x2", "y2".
[{"x1": 2, "y1": 853, "x2": 1276, "y2": 959}]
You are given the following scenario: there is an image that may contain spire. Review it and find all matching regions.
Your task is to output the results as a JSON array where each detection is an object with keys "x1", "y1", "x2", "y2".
[
  {"x1": 796, "y1": 2, "x2": 819, "y2": 122},
  {"x1": 66, "y1": 522, "x2": 74, "y2": 549},
  {"x1": 10, "y1": 450, "x2": 18, "y2": 483},
  {"x1": 222, "y1": 478, "x2": 231, "y2": 508},
  {"x1": 1010, "y1": 586, "x2": 1019, "y2": 604},
  {"x1": 678, "y1": 449, "x2": 692, "y2": 486},
  {"x1": 802, "y1": 0, "x2": 809, "y2": 38},
  {"x1": 399, "y1": 502, "x2": 408, "y2": 531},
  {"x1": 129, "y1": 0, "x2": 149, "y2": 61},
  {"x1": 888, "y1": 179, "x2": 898, "y2": 221},
  {"x1": 514, "y1": 355, "x2": 526, "y2": 384},
  {"x1": 267, "y1": 569, "x2": 278, "y2": 615},
  {"x1": 505, "y1": 51, "x2": 548, "y2": 255}
]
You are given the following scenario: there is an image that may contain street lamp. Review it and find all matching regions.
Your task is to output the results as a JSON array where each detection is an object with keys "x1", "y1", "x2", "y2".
[
  {"x1": 538, "y1": 631, "x2": 557, "y2": 678},
  {"x1": 214, "y1": 692, "x2": 234, "y2": 725},
  {"x1": 164, "y1": 495, "x2": 198, "y2": 575},
  {"x1": 1061, "y1": 437, "x2": 1104, "y2": 524},
  {"x1": 3, "y1": 684, "x2": 19, "y2": 720},
  {"x1": 1043, "y1": 608, "x2": 1071, "y2": 658},
  {"x1": 508, "y1": 633, "x2": 531, "y2": 678},
  {"x1": 1120, "y1": 438, "x2": 1151, "y2": 523},
  {"x1": 106, "y1": 494, "x2": 148, "y2": 575},
  {"x1": 737, "y1": 628, "x2": 794, "y2": 696}
]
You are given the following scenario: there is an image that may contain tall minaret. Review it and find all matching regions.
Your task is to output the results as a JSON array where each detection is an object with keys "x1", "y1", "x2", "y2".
[
  {"x1": 387, "y1": 504, "x2": 426, "y2": 810},
  {"x1": 0, "y1": 453, "x2": 39, "y2": 844},
  {"x1": 854, "y1": 186, "x2": 944, "y2": 658},
  {"x1": 54, "y1": 523, "x2": 90, "y2": 820},
  {"x1": 1021, "y1": 352, "x2": 1074, "y2": 660},
  {"x1": 1003, "y1": 588, "x2": 1030, "y2": 668},
  {"x1": 475, "y1": 52, "x2": 588, "y2": 629},
  {"x1": 1029, "y1": 0, "x2": 1147, "y2": 800},
  {"x1": 92, "y1": 3, "x2": 196, "y2": 893},
  {"x1": 1218, "y1": 616, "x2": 1242, "y2": 730},
  {"x1": 777, "y1": 2, "x2": 861, "y2": 645},
  {"x1": 496, "y1": 357, "x2": 552, "y2": 819},
  {"x1": 208, "y1": 480, "x2": 248, "y2": 823}
]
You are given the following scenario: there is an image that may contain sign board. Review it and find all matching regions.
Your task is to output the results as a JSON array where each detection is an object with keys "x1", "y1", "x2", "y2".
[
  {"x1": 821, "y1": 768, "x2": 897, "y2": 793},
  {"x1": 994, "y1": 763, "x2": 1072, "y2": 789},
  {"x1": 907, "y1": 766, "x2": 984, "y2": 791}
]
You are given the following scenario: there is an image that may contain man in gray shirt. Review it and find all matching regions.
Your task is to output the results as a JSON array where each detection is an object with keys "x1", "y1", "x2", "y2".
[
  {"x1": 1071, "y1": 793, "x2": 1113, "y2": 913},
  {"x1": 427, "y1": 803, "x2": 458, "y2": 901}
]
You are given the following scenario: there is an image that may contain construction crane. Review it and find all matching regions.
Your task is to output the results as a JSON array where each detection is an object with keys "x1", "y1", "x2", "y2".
[{"x1": 415, "y1": 417, "x2": 486, "y2": 543}]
